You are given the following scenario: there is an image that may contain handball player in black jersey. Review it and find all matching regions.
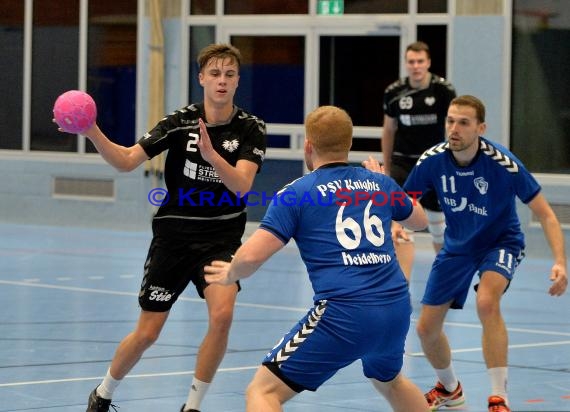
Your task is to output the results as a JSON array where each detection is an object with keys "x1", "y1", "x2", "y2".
[
  {"x1": 382, "y1": 41, "x2": 456, "y2": 280},
  {"x1": 75, "y1": 44, "x2": 266, "y2": 412}
]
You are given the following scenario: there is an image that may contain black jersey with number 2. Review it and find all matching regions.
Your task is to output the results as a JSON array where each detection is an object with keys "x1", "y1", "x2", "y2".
[{"x1": 138, "y1": 103, "x2": 267, "y2": 219}]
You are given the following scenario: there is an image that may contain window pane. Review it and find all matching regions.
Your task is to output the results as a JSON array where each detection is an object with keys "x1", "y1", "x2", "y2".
[
  {"x1": 86, "y1": 1, "x2": 137, "y2": 153},
  {"x1": 225, "y1": 0, "x2": 308, "y2": 14},
  {"x1": 418, "y1": 0, "x2": 447, "y2": 13},
  {"x1": 190, "y1": 0, "x2": 215, "y2": 15},
  {"x1": 189, "y1": 26, "x2": 216, "y2": 103},
  {"x1": 511, "y1": 1, "x2": 570, "y2": 172},
  {"x1": 344, "y1": 0, "x2": 407, "y2": 14},
  {"x1": 229, "y1": 36, "x2": 305, "y2": 148},
  {"x1": 417, "y1": 25, "x2": 448, "y2": 78},
  {"x1": 319, "y1": 35, "x2": 399, "y2": 127},
  {"x1": 0, "y1": 1, "x2": 24, "y2": 149},
  {"x1": 231, "y1": 36, "x2": 305, "y2": 124},
  {"x1": 31, "y1": 0, "x2": 79, "y2": 152}
]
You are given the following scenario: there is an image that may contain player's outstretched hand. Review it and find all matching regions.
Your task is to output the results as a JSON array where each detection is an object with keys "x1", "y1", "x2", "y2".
[
  {"x1": 204, "y1": 260, "x2": 234, "y2": 286},
  {"x1": 549, "y1": 263, "x2": 568, "y2": 296},
  {"x1": 197, "y1": 118, "x2": 216, "y2": 163},
  {"x1": 362, "y1": 156, "x2": 384, "y2": 174}
]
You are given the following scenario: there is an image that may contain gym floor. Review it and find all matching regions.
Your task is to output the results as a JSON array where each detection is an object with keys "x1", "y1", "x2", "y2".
[{"x1": 0, "y1": 222, "x2": 569, "y2": 411}]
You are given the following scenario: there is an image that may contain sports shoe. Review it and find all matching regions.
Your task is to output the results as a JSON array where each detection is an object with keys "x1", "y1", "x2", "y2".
[
  {"x1": 179, "y1": 405, "x2": 200, "y2": 412},
  {"x1": 425, "y1": 381, "x2": 465, "y2": 410},
  {"x1": 86, "y1": 387, "x2": 118, "y2": 412},
  {"x1": 488, "y1": 395, "x2": 510, "y2": 411}
]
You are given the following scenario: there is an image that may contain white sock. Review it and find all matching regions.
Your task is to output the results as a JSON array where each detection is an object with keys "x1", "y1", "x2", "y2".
[
  {"x1": 184, "y1": 377, "x2": 210, "y2": 410},
  {"x1": 435, "y1": 364, "x2": 459, "y2": 393},
  {"x1": 96, "y1": 369, "x2": 122, "y2": 400},
  {"x1": 488, "y1": 367, "x2": 509, "y2": 403}
]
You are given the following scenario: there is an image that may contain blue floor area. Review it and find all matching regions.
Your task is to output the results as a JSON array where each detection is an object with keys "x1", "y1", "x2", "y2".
[{"x1": 0, "y1": 223, "x2": 569, "y2": 411}]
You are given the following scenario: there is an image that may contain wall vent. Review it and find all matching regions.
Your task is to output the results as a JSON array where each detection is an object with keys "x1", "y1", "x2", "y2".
[
  {"x1": 52, "y1": 177, "x2": 115, "y2": 200},
  {"x1": 531, "y1": 203, "x2": 570, "y2": 227}
]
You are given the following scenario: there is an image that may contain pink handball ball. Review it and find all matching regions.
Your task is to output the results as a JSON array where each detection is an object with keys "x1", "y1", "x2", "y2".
[{"x1": 53, "y1": 90, "x2": 97, "y2": 134}]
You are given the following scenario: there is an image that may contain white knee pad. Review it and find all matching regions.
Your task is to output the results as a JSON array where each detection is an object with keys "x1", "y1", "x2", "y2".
[{"x1": 425, "y1": 210, "x2": 445, "y2": 244}]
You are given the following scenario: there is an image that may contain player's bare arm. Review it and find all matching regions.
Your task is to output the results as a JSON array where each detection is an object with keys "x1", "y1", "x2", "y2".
[
  {"x1": 528, "y1": 193, "x2": 568, "y2": 296},
  {"x1": 78, "y1": 123, "x2": 149, "y2": 172},
  {"x1": 400, "y1": 201, "x2": 428, "y2": 232},
  {"x1": 381, "y1": 114, "x2": 397, "y2": 175},
  {"x1": 205, "y1": 229, "x2": 285, "y2": 285}
]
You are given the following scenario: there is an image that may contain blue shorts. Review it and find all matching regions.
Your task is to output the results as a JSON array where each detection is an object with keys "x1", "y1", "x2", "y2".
[
  {"x1": 262, "y1": 296, "x2": 411, "y2": 392},
  {"x1": 422, "y1": 247, "x2": 524, "y2": 309}
]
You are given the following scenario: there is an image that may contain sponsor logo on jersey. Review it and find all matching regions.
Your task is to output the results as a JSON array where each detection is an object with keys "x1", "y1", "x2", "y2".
[
  {"x1": 183, "y1": 160, "x2": 221, "y2": 183},
  {"x1": 445, "y1": 196, "x2": 488, "y2": 216},
  {"x1": 253, "y1": 147, "x2": 265, "y2": 160},
  {"x1": 474, "y1": 177, "x2": 488, "y2": 195},
  {"x1": 399, "y1": 113, "x2": 438, "y2": 126},
  {"x1": 399, "y1": 96, "x2": 413, "y2": 109},
  {"x1": 446, "y1": 196, "x2": 467, "y2": 211},
  {"x1": 222, "y1": 139, "x2": 239, "y2": 152},
  {"x1": 183, "y1": 159, "x2": 198, "y2": 179}
]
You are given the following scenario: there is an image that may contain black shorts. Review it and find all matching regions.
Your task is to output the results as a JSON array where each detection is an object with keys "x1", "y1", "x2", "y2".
[
  {"x1": 138, "y1": 215, "x2": 245, "y2": 312},
  {"x1": 390, "y1": 155, "x2": 442, "y2": 212}
]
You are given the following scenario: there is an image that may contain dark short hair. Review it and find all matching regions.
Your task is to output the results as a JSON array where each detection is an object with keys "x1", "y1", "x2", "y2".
[
  {"x1": 197, "y1": 43, "x2": 242, "y2": 72},
  {"x1": 406, "y1": 41, "x2": 431, "y2": 59}
]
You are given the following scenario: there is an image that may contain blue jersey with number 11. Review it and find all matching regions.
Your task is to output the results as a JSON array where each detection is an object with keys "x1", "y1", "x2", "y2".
[
  {"x1": 404, "y1": 137, "x2": 541, "y2": 255},
  {"x1": 260, "y1": 163, "x2": 414, "y2": 304}
]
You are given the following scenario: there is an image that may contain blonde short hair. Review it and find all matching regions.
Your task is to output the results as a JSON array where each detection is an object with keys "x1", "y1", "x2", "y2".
[{"x1": 305, "y1": 106, "x2": 353, "y2": 155}]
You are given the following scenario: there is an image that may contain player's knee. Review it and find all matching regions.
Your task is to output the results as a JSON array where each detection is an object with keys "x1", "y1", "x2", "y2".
[
  {"x1": 245, "y1": 380, "x2": 276, "y2": 408},
  {"x1": 416, "y1": 321, "x2": 437, "y2": 343},
  {"x1": 426, "y1": 210, "x2": 445, "y2": 244},
  {"x1": 476, "y1": 293, "x2": 501, "y2": 320},
  {"x1": 209, "y1": 306, "x2": 234, "y2": 331},
  {"x1": 134, "y1": 328, "x2": 161, "y2": 347}
]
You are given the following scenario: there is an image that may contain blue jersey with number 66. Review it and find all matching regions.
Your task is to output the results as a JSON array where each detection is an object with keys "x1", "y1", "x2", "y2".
[{"x1": 259, "y1": 163, "x2": 414, "y2": 304}]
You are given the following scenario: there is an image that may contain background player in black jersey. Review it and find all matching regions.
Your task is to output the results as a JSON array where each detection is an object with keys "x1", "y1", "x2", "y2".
[
  {"x1": 70, "y1": 44, "x2": 267, "y2": 412},
  {"x1": 382, "y1": 41, "x2": 456, "y2": 280}
]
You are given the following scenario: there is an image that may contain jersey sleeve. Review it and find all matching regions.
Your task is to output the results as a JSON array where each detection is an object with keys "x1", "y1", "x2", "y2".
[
  {"x1": 237, "y1": 113, "x2": 267, "y2": 171},
  {"x1": 403, "y1": 158, "x2": 431, "y2": 199},
  {"x1": 513, "y1": 161, "x2": 542, "y2": 204},
  {"x1": 383, "y1": 86, "x2": 396, "y2": 118},
  {"x1": 491, "y1": 140, "x2": 542, "y2": 204},
  {"x1": 385, "y1": 176, "x2": 414, "y2": 221},
  {"x1": 438, "y1": 78, "x2": 457, "y2": 105},
  {"x1": 137, "y1": 111, "x2": 182, "y2": 159},
  {"x1": 258, "y1": 184, "x2": 300, "y2": 244}
]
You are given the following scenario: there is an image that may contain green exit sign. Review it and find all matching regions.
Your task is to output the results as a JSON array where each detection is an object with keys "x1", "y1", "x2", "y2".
[{"x1": 317, "y1": 0, "x2": 344, "y2": 15}]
